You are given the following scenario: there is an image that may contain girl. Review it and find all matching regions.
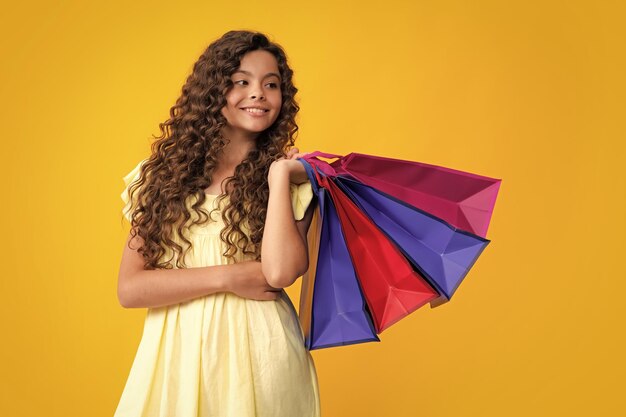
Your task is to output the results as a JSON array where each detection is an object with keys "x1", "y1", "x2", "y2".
[{"x1": 114, "y1": 31, "x2": 320, "y2": 417}]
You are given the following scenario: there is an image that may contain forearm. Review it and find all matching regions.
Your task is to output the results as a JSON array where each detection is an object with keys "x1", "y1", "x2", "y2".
[
  {"x1": 118, "y1": 264, "x2": 232, "y2": 309},
  {"x1": 261, "y1": 167, "x2": 308, "y2": 288}
]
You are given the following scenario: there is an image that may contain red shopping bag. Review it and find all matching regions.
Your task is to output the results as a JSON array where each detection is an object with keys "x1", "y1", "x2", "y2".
[{"x1": 316, "y1": 170, "x2": 440, "y2": 333}]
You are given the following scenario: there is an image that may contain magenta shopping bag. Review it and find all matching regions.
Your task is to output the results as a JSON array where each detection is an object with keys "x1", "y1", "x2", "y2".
[{"x1": 306, "y1": 151, "x2": 501, "y2": 238}]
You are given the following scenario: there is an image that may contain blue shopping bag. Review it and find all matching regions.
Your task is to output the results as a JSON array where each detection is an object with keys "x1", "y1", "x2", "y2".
[
  {"x1": 298, "y1": 159, "x2": 379, "y2": 350},
  {"x1": 334, "y1": 175, "x2": 490, "y2": 305}
]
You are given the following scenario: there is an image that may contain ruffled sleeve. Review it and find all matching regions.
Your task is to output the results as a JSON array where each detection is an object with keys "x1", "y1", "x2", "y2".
[
  {"x1": 120, "y1": 158, "x2": 147, "y2": 223},
  {"x1": 289, "y1": 180, "x2": 314, "y2": 221}
]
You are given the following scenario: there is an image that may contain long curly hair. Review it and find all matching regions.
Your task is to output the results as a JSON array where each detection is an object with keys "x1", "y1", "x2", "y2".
[{"x1": 124, "y1": 30, "x2": 299, "y2": 269}]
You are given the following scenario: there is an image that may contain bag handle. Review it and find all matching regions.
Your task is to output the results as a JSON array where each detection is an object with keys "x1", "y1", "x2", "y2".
[
  {"x1": 299, "y1": 159, "x2": 319, "y2": 193},
  {"x1": 298, "y1": 158, "x2": 333, "y2": 194},
  {"x1": 304, "y1": 151, "x2": 343, "y2": 160},
  {"x1": 300, "y1": 151, "x2": 343, "y2": 176}
]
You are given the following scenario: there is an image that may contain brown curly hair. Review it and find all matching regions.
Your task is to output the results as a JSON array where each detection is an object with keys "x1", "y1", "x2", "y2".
[{"x1": 123, "y1": 30, "x2": 300, "y2": 269}]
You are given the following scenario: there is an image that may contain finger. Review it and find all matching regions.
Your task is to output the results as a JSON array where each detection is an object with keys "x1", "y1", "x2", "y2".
[
  {"x1": 269, "y1": 291, "x2": 280, "y2": 300},
  {"x1": 290, "y1": 152, "x2": 309, "y2": 160},
  {"x1": 286, "y1": 147, "x2": 299, "y2": 158},
  {"x1": 263, "y1": 292, "x2": 279, "y2": 301},
  {"x1": 288, "y1": 149, "x2": 304, "y2": 159}
]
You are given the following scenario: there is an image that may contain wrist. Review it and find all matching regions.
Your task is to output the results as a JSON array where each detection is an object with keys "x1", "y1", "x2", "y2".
[
  {"x1": 215, "y1": 264, "x2": 234, "y2": 293},
  {"x1": 269, "y1": 159, "x2": 308, "y2": 185},
  {"x1": 268, "y1": 161, "x2": 291, "y2": 188}
]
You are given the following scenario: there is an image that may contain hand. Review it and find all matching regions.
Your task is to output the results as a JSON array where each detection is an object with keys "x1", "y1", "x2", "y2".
[
  {"x1": 285, "y1": 147, "x2": 309, "y2": 161},
  {"x1": 269, "y1": 147, "x2": 309, "y2": 184},
  {"x1": 225, "y1": 260, "x2": 282, "y2": 301}
]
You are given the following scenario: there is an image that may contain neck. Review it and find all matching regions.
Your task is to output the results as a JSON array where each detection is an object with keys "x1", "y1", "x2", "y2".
[{"x1": 218, "y1": 125, "x2": 259, "y2": 168}]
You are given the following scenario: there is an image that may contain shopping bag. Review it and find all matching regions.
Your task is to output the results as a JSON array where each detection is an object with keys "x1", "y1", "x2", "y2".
[
  {"x1": 296, "y1": 151, "x2": 501, "y2": 349},
  {"x1": 298, "y1": 160, "x2": 379, "y2": 350},
  {"x1": 318, "y1": 165, "x2": 440, "y2": 333},
  {"x1": 307, "y1": 151, "x2": 501, "y2": 237},
  {"x1": 334, "y1": 175, "x2": 490, "y2": 306}
]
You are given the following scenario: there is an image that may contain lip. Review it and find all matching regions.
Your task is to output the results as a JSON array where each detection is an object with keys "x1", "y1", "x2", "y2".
[{"x1": 240, "y1": 108, "x2": 269, "y2": 117}]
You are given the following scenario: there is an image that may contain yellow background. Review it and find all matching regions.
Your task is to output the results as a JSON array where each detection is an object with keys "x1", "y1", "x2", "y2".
[{"x1": 1, "y1": 0, "x2": 624, "y2": 416}]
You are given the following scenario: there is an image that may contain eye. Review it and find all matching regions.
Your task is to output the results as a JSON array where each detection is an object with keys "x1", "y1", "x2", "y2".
[{"x1": 234, "y1": 80, "x2": 279, "y2": 88}]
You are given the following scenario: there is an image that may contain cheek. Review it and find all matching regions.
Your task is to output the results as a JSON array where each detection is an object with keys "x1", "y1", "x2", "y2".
[
  {"x1": 221, "y1": 97, "x2": 239, "y2": 119},
  {"x1": 223, "y1": 90, "x2": 240, "y2": 108},
  {"x1": 273, "y1": 94, "x2": 283, "y2": 109},
  {"x1": 220, "y1": 100, "x2": 236, "y2": 122},
  {"x1": 225, "y1": 96, "x2": 237, "y2": 109},
  {"x1": 271, "y1": 107, "x2": 282, "y2": 123}
]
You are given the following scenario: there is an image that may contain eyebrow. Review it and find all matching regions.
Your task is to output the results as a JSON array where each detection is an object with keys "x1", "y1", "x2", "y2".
[{"x1": 233, "y1": 70, "x2": 281, "y2": 80}]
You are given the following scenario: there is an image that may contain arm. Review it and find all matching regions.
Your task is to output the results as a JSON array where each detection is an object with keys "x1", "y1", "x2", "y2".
[
  {"x1": 117, "y1": 230, "x2": 271, "y2": 308},
  {"x1": 261, "y1": 159, "x2": 314, "y2": 289}
]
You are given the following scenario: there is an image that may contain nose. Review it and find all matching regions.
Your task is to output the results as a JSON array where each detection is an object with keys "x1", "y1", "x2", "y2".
[{"x1": 249, "y1": 82, "x2": 265, "y2": 100}]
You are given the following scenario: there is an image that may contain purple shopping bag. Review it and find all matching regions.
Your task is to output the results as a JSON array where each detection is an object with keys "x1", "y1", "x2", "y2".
[
  {"x1": 333, "y1": 175, "x2": 490, "y2": 307},
  {"x1": 298, "y1": 160, "x2": 379, "y2": 350}
]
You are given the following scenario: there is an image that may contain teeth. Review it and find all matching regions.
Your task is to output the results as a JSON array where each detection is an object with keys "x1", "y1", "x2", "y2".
[{"x1": 244, "y1": 108, "x2": 267, "y2": 113}]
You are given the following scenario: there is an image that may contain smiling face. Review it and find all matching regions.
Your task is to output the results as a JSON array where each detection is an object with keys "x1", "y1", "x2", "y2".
[{"x1": 220, "y1": 49, "x2": 283, "y2": 140}]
